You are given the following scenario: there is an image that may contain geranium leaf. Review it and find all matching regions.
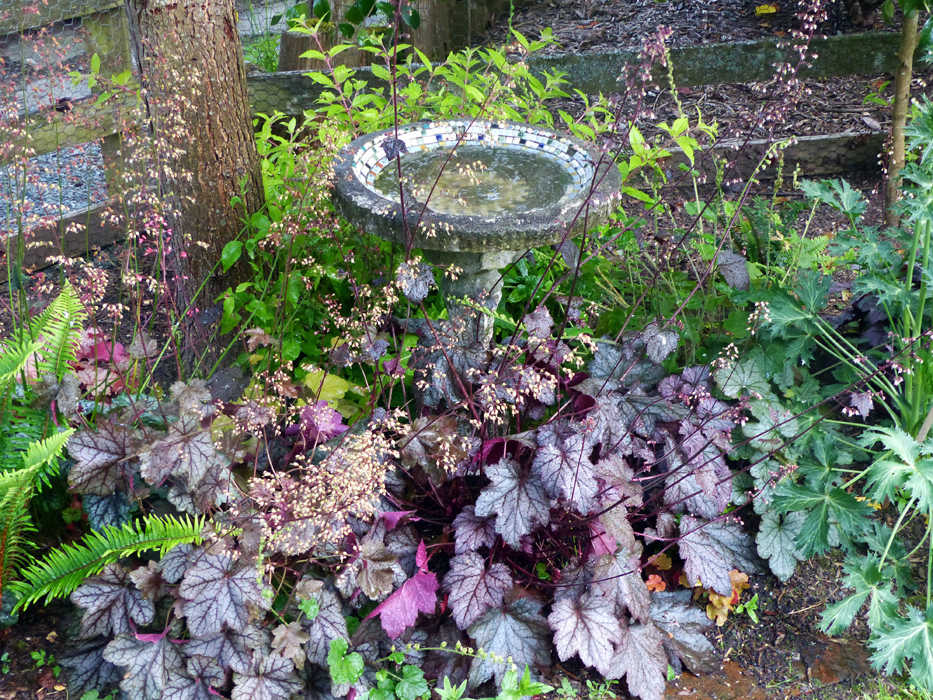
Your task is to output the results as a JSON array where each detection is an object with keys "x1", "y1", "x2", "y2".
[
  {"x1": 368, "y1": 541, "x2": 438, "y2": 639},
  {"x1": 679, "y1": 516, "x2": 758, "y2": 595},
  {"x1": 649, "y1": 590, "x2": 718, "y2": 674},
  {"x1": 821, "y1": 559, "x2": 898, "y2": 635},
  {"x1": 67, "y1": 421, "x2": 131, "y2": 495},
  {"x1": 548, "y1": 592, "x2": 622, "y2": 676},
  {"x1": 452, "y1": 506, "x2": 496, "y2": 554},
  {"x1": 467, "y1": 597, "x2": 550, "y2": 688},
  {"x1": 185, "y1": 624, "x2": 268, "y2": 674},
  {"x1": 179, "y1": 552, "x2": 268, "y2": 637},
  {"x1": 475, "y1": 458, "x2": 551, "y2": 548},
  {"x1": 304, "y1": 588, "x2": 348, "y2": 666},
  {"x1": 532, "y1": 430, "x2": 598, "y2": 513},
  {"x1": 232, "y1": 652, "x2": 302, "y2": 700},
  {"x1": 102, "y1": 633, "x2": 185, "y2": 700},
  {"x1": 70, "y1": 563, "x2": 154, "y2": 637},
  {"x1": 869, "y1": 605, "x2": 933, "y2": 690},
  {"x1": 756, "y1": 510, "x2": 805, "y2": 582},
  {"x1": 607, "y1": 623, "x2": 667, "y2": 700},
  {"x1": 59, "y1": 637, "x2": 121, "y2": 696},
  {"x1": 444, "y1": 552, "x2": 513, "y2": 629},
  {"x1": 139, "y1": 415, "x2": 231, "y2": 487},
  {"x1": 592, "y1": 547, "x2": 650, "y2": 623}
]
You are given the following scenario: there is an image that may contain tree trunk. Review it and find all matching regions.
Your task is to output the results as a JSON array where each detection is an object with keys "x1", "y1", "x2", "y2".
[
  {"x1": 128, "y1": 0, "x2": 264, "y2": 366},
  {"x1": 885, "y1": 9, "x2": 919, "y2": 228}
]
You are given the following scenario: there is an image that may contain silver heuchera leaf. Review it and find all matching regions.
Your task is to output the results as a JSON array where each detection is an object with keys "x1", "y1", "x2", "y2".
[
  {"x1": 304, "y1": 589, "x2": 349, "y2": 666},
  {"x1": 59, "y1": 637, "x2": 121, "y2": 697},
  {"x1": 67, "y1": 421, "x2": 131, "y2": 495},
  {"x1": 452, "y1": 506, "x2": 496, "y2": 554},
  {"x1": 548, "y1": 591, "x2": 622, "y2": 677},
  {"x1": 395, "y1": 259, "x2": 434, "y2": 304},
  {"x1": 444, "y1": 552, "x2": 513, "y2": 629},
  {"x1": 179, "y1": 552, "x2": 269, "y2": 637},
  {"x1": 606, "y1": 623, "x2": 667, "y2": 700},
  {"x1": 232, "y1": 652, "x2": 302, "y2": 700},
  {"x1": 649, "y1": 590, "x2": 718, "y2": 674},
  {"x1": 678, "y1": 516, "x2": 759, "y2": 595},
  {"x1": 70, "y1": 563, "x2": 154, "y2": 637},
  {"x1": 160, "y1": 544, "x2": 194, "y2": 584},
  {"x1": 186, "y1": 624, "x2": 268, "y2": 675},
  {"x1": 715, "y1": 249, "x2": 750, "y2": 290},
  {"x1": 474, "y1": 458, "x2": 551, "y2": 548},
  {"x1": 82, "y1": 492, "x2": 131, "y2": 529},
  {"x1": 642, "y1": 323, "x2": 679, "y2": 365},
  {"x1": 591, "y1": 547, "x2": 651, "y2": 624},
  {"x1": 531, "y1": 430, "x2": 598, "y2": 514},
  {"x1": 467, "y1": 597, "x2": 550, "y2": 688},
  {"x1": 162, "y1": 654, "x2": 225, "y2": 700},
  {"x1": 102, "y1": 633, "x2": 184, "y2": 700}
]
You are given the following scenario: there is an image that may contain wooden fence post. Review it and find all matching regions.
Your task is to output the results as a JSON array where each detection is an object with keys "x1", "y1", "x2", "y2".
[{"x1": 81, "y1": 6, "x2": 133, "y2": 195}]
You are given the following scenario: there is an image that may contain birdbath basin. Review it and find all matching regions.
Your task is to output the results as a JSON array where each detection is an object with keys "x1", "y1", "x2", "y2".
[{"x1": 332, "y1": 120, "x2": 620, "y2": 343}]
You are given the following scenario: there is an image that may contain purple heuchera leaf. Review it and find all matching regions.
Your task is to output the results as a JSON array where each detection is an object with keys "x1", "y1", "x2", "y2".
[
  {"x1": 444, "y1": 552, "x2": 513, "y2": 629},
  {"x1": 467, "y1": 597, "x2": 550, "y2": 688},
  {"x1": 548, "y1": 591, "x2": 622, "y2": 676},
  {"x1": 102, "y1": 633, "x2": 184, "y2": 700},
  {"x1": 232, "y1": 652, "x2": 302, "y2": 700},
  {"x1": 523, "y1": 305, "x2": 553, "y2": 339},
  {"x1": 70, "y1": 563, "x2": 154, "y2": 638},
  {"x1": 606, "y1": 623, "x2": 668, "y2": 700},
  {"x1": 532, "y1": 429, "x2": 598, "y2": 513},
  {"x1": 474, "y1": 457, "x2": 551, "y2": 549},
  {"x1": 294, "y1": 400, "x2": 350, "y2": 445},
  {"x1": 185, "y1": 624, "x2": 268, "y2": 675},
  {"x1": 139, "y1": 415, "x2": 230, "y2": 487},
  {"x1": 368, "y1": 540, "x2": 438, "y2": 638},
  {"x1": 848, "y1": 391, "x2": 874, "y2": 419},
  {"x1": 452, "y1": 506, "x2": 496, "y2": 554},
  {"x1": 179, "y1": 552, "x2": 269, "y2": 637},
  {"x1": 159, "y1": 544, "x2": 194, "y2": 584}
]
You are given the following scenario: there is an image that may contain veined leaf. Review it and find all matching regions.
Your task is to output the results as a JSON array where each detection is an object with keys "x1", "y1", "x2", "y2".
[
  {"x1": 468, "y1": 597, "x2": 550, "y2": 687},
  {"x1": 444, "y1": 552, "x2": 512, "y2": 629},
  {"x1": 869, "y1": 605, "x2": 933, "y2": 691},
  {"x1": 548, "y1": 591, "x2": 621, "y2": 676}
]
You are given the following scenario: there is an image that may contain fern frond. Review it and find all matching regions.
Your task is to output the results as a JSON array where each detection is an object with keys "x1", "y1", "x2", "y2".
[
  {"x1": 0, "y1": 335, "x2": 43, "y2": 391},
  {"x1": 10, "y1": 514, "x2": 205, "y2": 611},
  {"x1": 29, "y1": 281, "x2": 86, "y2": 380},
  {"x1": 18, "y1": 428, "x2": 73, "y2": 492},
  {"x1": 0, "y1": 475, "x2": 36, "y2": 607},
  {"x1": 0, "y1": 403, "x2": 46, "y2": 472}
]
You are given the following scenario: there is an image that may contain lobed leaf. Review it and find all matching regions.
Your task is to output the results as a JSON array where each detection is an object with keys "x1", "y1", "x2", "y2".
[
  {"x1": 444, "y1": 552, "x2": 512, "y2": 629},
  {"x1": 548, "y1": 591, "x2": 621, "y2": 676}
]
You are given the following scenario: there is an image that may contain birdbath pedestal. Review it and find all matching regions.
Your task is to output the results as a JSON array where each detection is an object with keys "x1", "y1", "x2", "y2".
[{"x1": 332, "y1": 120, "x2": 621, "y2": 345}]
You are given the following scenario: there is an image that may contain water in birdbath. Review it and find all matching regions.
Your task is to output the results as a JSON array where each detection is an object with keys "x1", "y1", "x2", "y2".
[{"x1": 372, "y1": 144, "x2": 573, "y2": 216}]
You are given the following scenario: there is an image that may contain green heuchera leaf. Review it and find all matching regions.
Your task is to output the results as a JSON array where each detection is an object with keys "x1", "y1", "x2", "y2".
[
  {"x1": 327, "y1": 638, "x2": 364, "y2": 685},
  {"x1": 713, "y1": 350, "x2": 771, "y2": 399},
  {"x1": 756, "y1": 511, "x2": 805, "y2": 581}
]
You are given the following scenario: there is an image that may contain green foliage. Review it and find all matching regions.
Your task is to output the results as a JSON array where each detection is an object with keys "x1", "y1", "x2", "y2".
[
  {"x1": 327, "y1": 637, "x2": 365, "y2": 685},
  {"x1": 10, "y1": 514, "x2": 204, "y2": 610}
]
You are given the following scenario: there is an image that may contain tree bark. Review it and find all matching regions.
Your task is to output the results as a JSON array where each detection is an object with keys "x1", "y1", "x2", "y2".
[
  {"x1": 127, "y1": 0, "x2": 264, "y2": 365},
  {"x1": 885, "y1": 9, "x2": 919, "y2": 228}
]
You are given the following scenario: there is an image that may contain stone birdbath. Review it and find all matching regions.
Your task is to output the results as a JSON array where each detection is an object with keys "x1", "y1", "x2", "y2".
[{"x1": 332, "y1": 119, "x2": 621, "y2": 344}]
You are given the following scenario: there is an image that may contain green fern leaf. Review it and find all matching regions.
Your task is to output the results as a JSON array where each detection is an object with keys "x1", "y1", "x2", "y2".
[
  {"x1": 19, "y1": 428, "x2": 74, "y2": 492},
  {"x1": 0, "y1": 472, "x2": 36, "y2": 607},
  {"x1": 29, "y1": 281, "x2": 86, "y2": 380},
  {"x1": 10, "y1": 514, "x2": 205, "y2": 611},
  {"x1": 0, "y1": 336, "x2": 43, "y2": 390}
]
